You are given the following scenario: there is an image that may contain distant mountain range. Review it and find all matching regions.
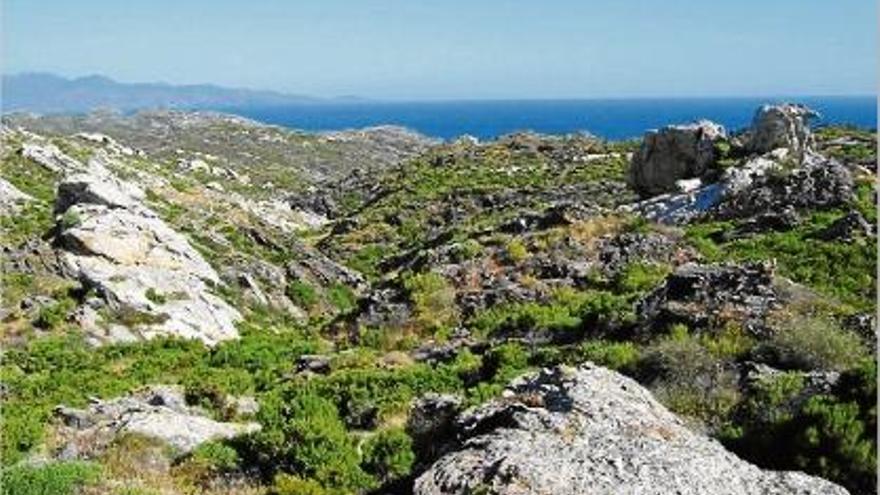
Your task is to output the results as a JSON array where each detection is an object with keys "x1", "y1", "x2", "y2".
[{"x1": 1, "y1": 73, "x2": 343, "y2": 114}]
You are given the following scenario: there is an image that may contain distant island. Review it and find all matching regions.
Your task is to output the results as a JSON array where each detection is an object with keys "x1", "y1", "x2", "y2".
[{"x1": 1, "y1": 73, "x2": 341, "y2": 113}]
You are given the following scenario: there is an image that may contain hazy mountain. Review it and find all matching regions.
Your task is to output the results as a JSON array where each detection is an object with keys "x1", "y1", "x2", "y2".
[{"x1": 1, "y1": 73, "x2": 328, "y2": 113}]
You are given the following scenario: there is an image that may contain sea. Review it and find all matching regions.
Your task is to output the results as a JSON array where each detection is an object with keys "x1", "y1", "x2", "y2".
[{"x1": 223, "y1": 96, "x2": 876, "y2": 142}]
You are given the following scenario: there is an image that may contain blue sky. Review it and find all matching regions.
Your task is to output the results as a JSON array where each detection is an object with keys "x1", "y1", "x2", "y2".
[{"x1": 2, "y1": 0, "x2": 876, "y2": 99}]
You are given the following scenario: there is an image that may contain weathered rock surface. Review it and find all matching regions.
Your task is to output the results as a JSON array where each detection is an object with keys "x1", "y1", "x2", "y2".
[
  {"x1": 0, "y1": 178, "x2": 33, "y2": 214},
  {"x1": 629, "y1": 120, "x2": 727, "y2": 196},
  {"x1": 414, "y1": 365, "x2": 849, "y2": 495},
  {"x1": 19, "y1": 143, "x2": 83, "y2": 173},
  {"x1": 54, "y1": 159, "x2": 242, "y2": 346},
  {"x1": 53, "y1": 385, "x2": 259, "y2": 459},
  {"x1": 624, "y1": 145, "x2": 852, "y2": 226},
  {"x1": 748, "y1": 104, "x2": 818, "y2": 156},
  {"x1": 813, "y1": 210, "x2": 874, "y2": 242},
  {"x1": 636, "y1": 261, "x2": 779, "y2": 336},
  {"x1": 712, "y1": 151, "x2": 853, "y2": 221},
  {"x1": 407, "y1": 394, "x2": 463, "y2": 462}
]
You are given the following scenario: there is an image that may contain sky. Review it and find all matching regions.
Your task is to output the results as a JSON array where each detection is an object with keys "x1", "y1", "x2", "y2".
[{"x1": 2, "y1": 0, "x2": 876, "y2": 100}]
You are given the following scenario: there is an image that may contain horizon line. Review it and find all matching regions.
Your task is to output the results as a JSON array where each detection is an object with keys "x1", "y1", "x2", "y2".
[{"x1": 3, "y1": 71, "x2": 875, "y2": 104}]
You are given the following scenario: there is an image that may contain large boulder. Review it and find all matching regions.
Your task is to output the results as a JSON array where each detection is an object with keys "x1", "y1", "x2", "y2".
[
  {"x1": 55, "y1": 158, "x2": 242, "y2": 346},
  {"x1": 629, "y1": 120, "x2": 727, "y2": 196},
  {"x1": 53, "y1": 385, "x2": 259, "y2": 460},
  {"x1": 414, "y1": 365, "x2": 848, "y2": 495},
  {"x1": 748, "y1": 104, "x2": 818, "y2": 156}
]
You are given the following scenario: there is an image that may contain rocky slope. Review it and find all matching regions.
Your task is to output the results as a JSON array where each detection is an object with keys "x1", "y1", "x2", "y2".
[{"x1": 0, "y1": 106, "x2": 875, "y2": 495}]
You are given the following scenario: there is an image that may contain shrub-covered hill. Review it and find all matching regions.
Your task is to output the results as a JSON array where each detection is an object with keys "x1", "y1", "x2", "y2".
[{"x1": 0, "y1": 107, "x2": 875, "y2": 495}]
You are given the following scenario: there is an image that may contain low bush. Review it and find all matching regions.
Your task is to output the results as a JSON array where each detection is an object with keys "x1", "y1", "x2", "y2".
[
  {"x1": 327, "y1": 283, "x2": 357, "y2": 313},
  {"x1": 144, "y1": 287, "x2": 167, "y2": 305},
  {"x1": 638, "y1": 325, "x2": 739, "y2": 424},
  {"x1": 361, "y1": 427, "x2": 415, "y2": 484},
  {"x1": 757, "y1": 315, "x2": 867, "y2": 371},
  {"x1": 614, "y1": 262, "x2": 670, "y2": 294},
  {"x1": 286, "y1": 280, "x2": 319, "y2": 309},
  {"x1": 404, "y1": 272, "x2": 459, "y2": 332},
  {"x1": 1, "y1": 461, "x2": 101, "y2": 495},
  {"x1": 272, "y1": 474, "x2": 330, "y2": 495},
  {"x1": 251, "y1": 390, "x2": 374, "y2": 492},
  {"x1": 724, "y1": 360, "x2": 877, "y2": 495},
  {"x1": 578, "y1": 340, "x2": 640, "y2": 372},
  {"x1": 33, "y1": 297, "x2": 76, "y2": 330},
  {"x1": 504, "y1": 238, "x2": 529, "y2": 263}
]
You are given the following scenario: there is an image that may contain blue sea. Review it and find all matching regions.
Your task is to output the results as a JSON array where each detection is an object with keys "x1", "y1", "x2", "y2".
[{"x1": 224, "y1": 96, "x2": 877, "y2": 141}]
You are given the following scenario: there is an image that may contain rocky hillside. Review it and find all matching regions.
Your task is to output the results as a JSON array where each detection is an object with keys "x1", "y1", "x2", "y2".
[{"x1": 0, "y1": 106, "x2": 875, "y2": 495}]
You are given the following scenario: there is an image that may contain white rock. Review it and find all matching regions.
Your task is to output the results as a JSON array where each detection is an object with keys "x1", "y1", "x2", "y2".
[
  {"x1": 55, "y1": 168, "x2": 241, "y2": 346},
  {"x1": 629, "y1": 120, "x2": 727, "y2": 196},
  {"x1": 748, "y1": 104, "x2": 818, "y2": 157},
  {"x1": 415, "y1": 365, "x2": 849, "y2": 495},
  {"x1": 20, "y1": 143, "x2": 83, "y2": 173},
  {"x1": 54, "y1": 385, "x2": 259, "y2": 458},
  {"x1": 0, "y1": 178, "x2": 34, "y2": 215}
]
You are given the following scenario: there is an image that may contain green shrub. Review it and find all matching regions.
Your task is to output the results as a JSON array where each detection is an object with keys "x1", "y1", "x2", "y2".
[
  {"x1": 614, "y1": 262, "x2": 670, "y2": 293},
  {"x1": 347, "y1": 245, "x2": 385, "y2": 280},
  {"x1": 759, "y1": 316, "x2": 867, "y2": 371},
  {"x1": 286, "y1": 280, "x2": 319, "y2": 309},
  {"x1": 404, "y1": 272, "x2": 459, "y2": 332},
  {"x1": 725, "y1": 360, "x2": 877, "y2": 495},
  {"x1": 188, "y1": 441, "x2": 240, "y2": 472},
  {"x1": 639, "y1": 325, "x2": 739, "y2": 423},
  {"x1": 578, "y1": 340, "x2": 640, "y2": 372},
  {"x1": 250, "y1": 390, "x2": 374, "y2": 492},
  {"x1": 483, "y1": 343, "x2": 530, "y2": 383},
  {"x1": 470, "y1": 288, "x2": 632, "y2": 341},
  {"x1": 505, "y1": 238, "x2": 529, "y2": 263},
  {"x1": 361, "y1": 427, "x2": 415, "y2": 484},
  {"x1": 33, "y1": 297, "x2": 76, "y2": 330},
  {"x1": 144, "y1": 288, "x2": 167, "y2": 305},
  {"x1": 701, "y1": 324, "x2": 755, "y2": 359},
  {"x1": 327, "y1": 283, "x2": 357, "y2": 313},
  {"x1": 59, "y1": 210, "x2": 82, "y2": 230},
  {"x1": 1, "y1": 461, "x2": 101, "y2": 495},
  {"x1": 272, "y1": 474, "x2": 330, "y2": 495},
  {"x1": 452, "y1": 239, "x2": 483, "y2": 261}
]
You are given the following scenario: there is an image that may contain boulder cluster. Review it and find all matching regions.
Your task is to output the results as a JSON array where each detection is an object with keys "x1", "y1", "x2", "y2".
[{"x1": 625, "y1": 104, "x2": 851, "y2": 227}]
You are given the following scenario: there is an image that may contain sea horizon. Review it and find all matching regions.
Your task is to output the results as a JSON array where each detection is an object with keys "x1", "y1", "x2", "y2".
[{"x1": 217, "y1": 95, "x2": 877, "y2": 141}]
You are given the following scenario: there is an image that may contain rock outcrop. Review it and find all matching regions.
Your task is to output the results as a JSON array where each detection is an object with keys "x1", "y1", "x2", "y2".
[
  {"x1": 53, "y1": 385, "x2": 259, "y2": 459},
  {"x1": 623, "y1": 103, "x2": 851, "y2": 226},
  {"x1": 54, "y1": 157, "x2": 242, "y2": 346},
  {"x1": 636, "y1": 261, "x2": 779, "y2": 336},
  {"x1": 748, "y1": 104, "x2": 818, "y2": 157},
  {"x1": 0, "y1": 178, "x2": 33, "y2": 215},
  {"x1": 19, "y1": 143, "x2": 83, "y2": 174},
  {"x1": 414, "y1": 365, "x2": 849, "y2": 495},
  {"x1": 712, "y1": 151, "x2": 853, "y2": 221},
  {"x1": 629, "y1": 120, "x2": 727, "y2": 196}
]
